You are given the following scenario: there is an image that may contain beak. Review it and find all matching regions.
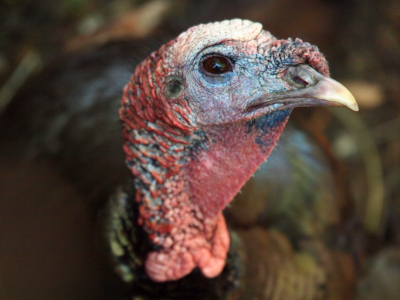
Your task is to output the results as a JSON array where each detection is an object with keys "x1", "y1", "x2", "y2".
[{"x1": 246, "y1": 65, "x2": 359, "y2": 113}]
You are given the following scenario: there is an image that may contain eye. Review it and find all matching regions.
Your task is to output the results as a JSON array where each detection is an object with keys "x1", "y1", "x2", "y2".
[{"x1": 201, "y1": 56, "x2": 233, "y2": 75}]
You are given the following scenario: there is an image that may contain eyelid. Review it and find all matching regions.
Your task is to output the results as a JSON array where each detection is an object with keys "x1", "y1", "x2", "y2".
[{"x1": 200, "y1": 53, "x2": 235, "y2": 64}]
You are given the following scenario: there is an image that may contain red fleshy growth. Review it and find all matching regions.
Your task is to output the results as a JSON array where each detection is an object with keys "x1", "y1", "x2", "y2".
[
  {"x1": 145, "y1": 211, "x2": 230, "y2": 282},
  {"x1": 268, "y1": 38, "x2": 329, "y2": 77}
]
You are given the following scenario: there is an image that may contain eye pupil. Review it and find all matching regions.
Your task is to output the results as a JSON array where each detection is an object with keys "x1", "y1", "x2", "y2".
[{"x1": 202, "y1": 56, "x2": 232, "y2": 74}]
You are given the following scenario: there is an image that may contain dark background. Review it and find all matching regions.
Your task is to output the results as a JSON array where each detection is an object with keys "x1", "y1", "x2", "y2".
[{"x1": 0, "y1": 0, "x2": 399, "y2": 299}]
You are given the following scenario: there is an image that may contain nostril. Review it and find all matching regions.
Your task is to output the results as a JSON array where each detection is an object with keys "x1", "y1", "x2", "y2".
[
  {"x1": 286, "y1": 65, "x2": 317, "y2": 89},
  {"x1": 292, "y1": 76, "x2": 309, "y2": 87}
]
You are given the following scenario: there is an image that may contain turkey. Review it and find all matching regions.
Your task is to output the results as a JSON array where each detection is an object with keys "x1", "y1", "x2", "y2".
[{"x1": 0, "y1": 19, "x2": 358, "y2": 299}]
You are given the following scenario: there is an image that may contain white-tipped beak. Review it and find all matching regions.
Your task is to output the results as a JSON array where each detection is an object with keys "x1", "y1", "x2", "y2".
[{"x1": 311, "y1": 76, "x2": 359, "y2": 111}]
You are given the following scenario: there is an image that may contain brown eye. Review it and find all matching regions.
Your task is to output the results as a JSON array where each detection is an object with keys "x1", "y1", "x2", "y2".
[{"x1": 202, "y1": 56, "x2": 232, "y2": 74}]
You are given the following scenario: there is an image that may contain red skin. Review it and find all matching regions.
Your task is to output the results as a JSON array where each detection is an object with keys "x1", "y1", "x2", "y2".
[
  {"x1": 143, "y1": 120, "x2": 288, "y2": 282},
  {"x1": 187, "y1": 122, "x2": 287, "y2": 218},
  {"x1": 119, "y1": 19, "x2": 328, "y2": 282}
]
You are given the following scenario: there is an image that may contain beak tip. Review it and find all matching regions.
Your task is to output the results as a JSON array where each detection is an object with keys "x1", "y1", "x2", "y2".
[
  {"x1": 316, "y1": 77, "x2": 359, "y2": 112},
  {"x1": 344, "y1": 94, "x2": 359, "y2": 112},
  {"x1": 344, "y1": 96, "x2": 359, "y2": 112},
  {"x1": 351, "y1": 104, "x2": 359, "y2": 112}
]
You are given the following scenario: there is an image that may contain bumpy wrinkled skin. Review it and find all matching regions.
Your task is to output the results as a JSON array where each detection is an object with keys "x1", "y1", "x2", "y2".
[{"x1": 118, "y1": 19, "x2": 328, "y2": 282}]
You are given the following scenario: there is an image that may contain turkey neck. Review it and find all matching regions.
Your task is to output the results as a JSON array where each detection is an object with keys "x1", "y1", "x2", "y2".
[
  {"x1": 187, "y1": 111, "x2": 290, "y2": 217},
  {"x1": 119, "y1": 53, "x2": 291, "y2": 282}
]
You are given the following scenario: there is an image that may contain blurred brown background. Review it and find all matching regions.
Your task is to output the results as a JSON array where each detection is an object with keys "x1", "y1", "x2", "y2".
[{"x1": 0, "y1": 0, "x2": 399, "y2": 299}]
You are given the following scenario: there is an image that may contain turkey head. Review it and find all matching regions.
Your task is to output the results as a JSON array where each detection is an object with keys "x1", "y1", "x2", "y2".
[{"x1": 115, "y1": 19, "x2": 358, "y2": 283}]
